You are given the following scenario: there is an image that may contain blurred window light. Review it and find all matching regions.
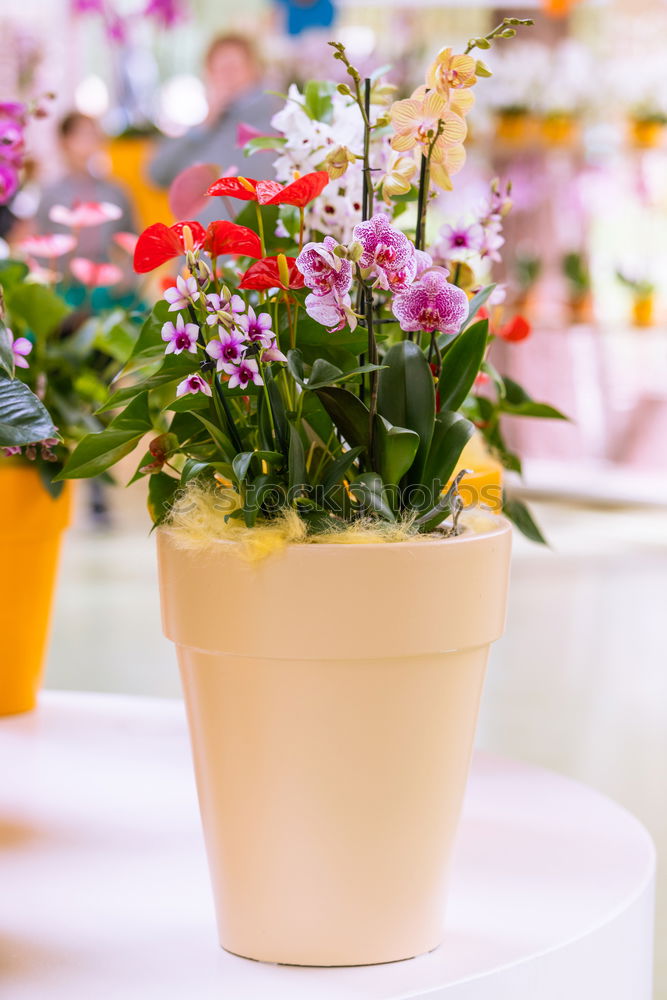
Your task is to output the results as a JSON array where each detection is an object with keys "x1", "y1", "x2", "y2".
[
  {"x1": 337, "y1": 26, "x2": 376, "y2": 60},
  {"x1": 75, "y1": 75, "x2": 110, "y2": 118},
  {"x1": 158, "y1": 75, "x2": 208, "y2": 135}
]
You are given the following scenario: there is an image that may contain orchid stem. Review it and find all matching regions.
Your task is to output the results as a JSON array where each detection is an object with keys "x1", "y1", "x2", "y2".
[{"x1": 298, "y1": 208, "x2": 305, "y2": 252}]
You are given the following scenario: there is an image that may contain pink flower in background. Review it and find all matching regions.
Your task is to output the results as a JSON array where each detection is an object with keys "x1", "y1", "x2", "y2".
[
  {"x1": 237, "y1": 306, "x2": 274, "y2": 348},
  {"x1": 352, "y1": 214, "x2": 416, "y2": 291},
  {"x1": 161, "y1": 314, "x2": 199, "y2": 355},
  {"x1": 164, "y1": 274, "x2": 200, "y2": 311},
  {"x1": 3, "y1": 445, "x2": 22, "y2": 457},
  {"x1": 296, "y1": 236, "x2": 352, "y2": 298},
  {"x1": 19, "y1": 234, "x2": 77, "y2": 258},
  {"x1": 7, "y1": 328, "x2": 32, "y2": 369},
  {"x1": 49, "y1": 201, "x2": 122, "y2": 228},
  {"x1": 143, "y1": 0, "x2": 184, "y2": 27},
  {"x1": 206, "y1": 329, "x2": 247, "y2": 370},
  {"x1": 305, "y1": 291, "x2": 357, "y2": 333},
  {"x1": 0, "y1": 117, "x2": 25, "y2": 161},
  {"x1": 113, "y1": 231, "x2": 139, "y2": 255},
  {"x1": 0, "y1": 163, "x2": 19, "y2": 202},
  {"x1": 478, "y1": 223, "x2": 504, "y2": 262},
  {"x1": 70, "y1": 258, "x2": 123, "y2": 286},
  {"x1": 222, "y1": 357, "x2": 263, "y2": 389},
  {"x1": 392, "y1": 267, "x2": 468, "y2": 335},
  {"x1": 176, "y1": 373, "x2": 212, "y2": 397},
  {"x1": 438, "y1": 220, "x2": 484, "y2": 258},
  {"x1": 236, "y1": 122, "x2": 263, "y2": 147},
  {"x1": 204, "y1": 291, "x2": 245, "y2": 327},
  {"x1": 414, "y1": 250, "x2": 433, "y2": 277}
]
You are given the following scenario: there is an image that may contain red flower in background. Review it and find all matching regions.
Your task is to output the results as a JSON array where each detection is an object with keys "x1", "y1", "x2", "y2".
[
  {"x1": 133, "y1": 220, "x2": 261, "y2": 273},
  {"x1": 497, "y1": 315, "x2": 532, "y2": 342},
  {"x1": 239, "y1": 256, "x2": 305, "y2": 291},
  {"x1": 207, "y1": 171, "x2": 330, "y2": 208}
]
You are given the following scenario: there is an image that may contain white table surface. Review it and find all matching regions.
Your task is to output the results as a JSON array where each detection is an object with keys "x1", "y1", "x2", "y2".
[{"x1": 0, "y1": 691, "x2": 656, "y2": 1000}]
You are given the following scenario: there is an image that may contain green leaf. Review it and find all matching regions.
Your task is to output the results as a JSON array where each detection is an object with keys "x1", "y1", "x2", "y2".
[
  {"x1": 288, "y1": 349, "x2": 384, "y2": 391},
  {"x1": 126, "y1": 300, "x2": 171, "y2": 363},
  {"x1": 0, "y1": 259, "x2": 29, "y2": 291},
  {"x1": 6, "y1": 282, "x2": 70, "y2": 338},
  {"x1": 320, "y1": 445, "x2": 364, "y2": 491},
  {"x1": 147, "y1": 472, "x2": 180, "y2": 525},
  {"x1": 501, "y1": 400, "x2": 568, "y2": 420},
  {"x1": 192, "y1": 413, "x2": 236, "y2": 462},
  {"x1": 0, "y1": 373, "x2": 57, "y2": 447},
  {"x1": 463, "y1": 285, "x2": 495, "y2": 328},
  {"x1": 101, "y1": 351, "x2": 197, "y2": 411},
  {"x1": 377, "y1": 339, "x2": 435, "y2": 481},
  {"x1": 421, "y1": 411, "x2": 475, "y2": 508},
  {"x1": 288, "y1": 424, "x2": 306, "y2": 491},
  {"x1": 315, "y1": 386, "x2": 370, "y2": 452},
  {"x1": 349, "y1": 472, "x2": 396, "y2": 522},
  {"x1": 0, "y1": 321, "x2": 14, "y2": 377},
  {"x1": 503, "y1": 493, "x2": 548, "y2": 545},
  {"x1": 375, "y1": 416, "x2": 419, "y2": 491},
  {"x1": 439, "y1": 318, "x2": 489, "y2": 412},
  {"x1": 233, "y1": 451, "x2": 254, "y2": 483},
  {"x1": 303, "y1": 80, "x2": 336, "y2": 123},
  {"x1": 243, "y1": 135, "x2": 287, "y2": 156}
]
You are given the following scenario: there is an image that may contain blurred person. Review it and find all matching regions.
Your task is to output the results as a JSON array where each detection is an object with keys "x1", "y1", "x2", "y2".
[
  {"x1": 35, "y1": 112, "x2": 136, "y2": 262},
  {"x1": 149, "y1": 34, "x2": 278, "y2": 224}
]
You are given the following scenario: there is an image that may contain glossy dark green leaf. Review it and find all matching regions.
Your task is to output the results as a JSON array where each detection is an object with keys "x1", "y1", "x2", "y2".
[
  {"x1": 147, "y1": 472, "x2": 180, "y2": 525},
  {"x1": 503, "y1": 493, "x2": 548, "y2": 545},
  {"x1": 0, "y1": 373, "x2": 57, "y2": 447},
  {"x1": 0, "y1": 322, "x2": 14, "y2": 377},
  {"x1": 438, "y1": 318, "x2": 489, "y2": 412},
  {"x1": 320, "y1": 445, "x2": 364, "y2": 491},
  {"x1": 349, "y1": 472, "x2": 396, "y2": 522},
  {"x1": 233, "y1": 451, "x2": 254, "y2": 483},
  {"x1": 501, "y1": 400, "x2": 568, "y2": 420},
  {"x1": 288, "y1": 424, "x2": 306, "y2": 491},
  {"x1": 421, "y1": 411, "x2": 476, "y2": 506},
  {"x1": 377, "y1": 339, "x2": 434, "y2": 481},
  {"x1": 375, "y1": 415, "x2": 419, "y2": 490},
  {"x1": 58, "y1": 392, "x2": 153, "y2": 479},
  {"x1": 315, "y1": 386, "x2": 370, "y2": 452}
]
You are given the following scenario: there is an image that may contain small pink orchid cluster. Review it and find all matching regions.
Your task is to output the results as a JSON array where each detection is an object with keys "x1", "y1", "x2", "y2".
[
  {"x1": 4, "y1": 435, "x2": 59, "y2": 461},
  {"x1": 159, "y1": 279, "x2": 287, "y2": 397},
  {"x1": 71, "y1": 0, "x2": 184, "y2": 43},
  {"x1": 435, "y1": 180, "x2": 512, "y2": 265},
  {"x1": 0, "y1": 100, "x2": 51, "y2": 205},
  {"x1": 296, "y1": 213, "x2": 468, "y2": 336}
]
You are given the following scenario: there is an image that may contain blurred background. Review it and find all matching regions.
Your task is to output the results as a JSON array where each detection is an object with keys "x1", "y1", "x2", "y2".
[{"x1": 1, "y1": 0, "x2": 666, "y2": 992}]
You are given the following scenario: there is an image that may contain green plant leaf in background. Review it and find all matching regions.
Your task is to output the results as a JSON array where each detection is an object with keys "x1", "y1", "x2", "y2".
[
  {"x1": 503, "y1": 492, "x2": 548, "y2": 545},
  {"x1": 6, "y1": 283, "x2": 70, "y2": 339},
  {"x1": 57, "y1": 392, "x2": 153, "y2": 479}
]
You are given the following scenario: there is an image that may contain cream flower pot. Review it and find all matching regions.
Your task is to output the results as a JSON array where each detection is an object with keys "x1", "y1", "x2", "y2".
[{"x1": 157, "y1": 516, "x2": 512, "y2": 967}]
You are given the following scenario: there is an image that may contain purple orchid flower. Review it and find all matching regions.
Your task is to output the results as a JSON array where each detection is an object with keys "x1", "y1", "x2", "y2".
[
  {"x1": 144, "y1": 0, "x2": 184, "y2": 27},
  {"x1": 352, "y1": 214, "x2": 416, "y2": 291},
  {"x1": 176, "y1": 373, "x2": 212, "y2": 397},
  {"x1": 392, "y1": 267, "x2": 468, "y2": 335},
  {"x1": 262, "y1": 342, "x2": 288, "y2": 364},
  {"x1": 237, "y1": 306, "x2": 274, "y2": 348},
  {"x1": 161, "y1": 313, "x2": 199, "y2": 355},
  {"x1": 164, "y1": 274, "x2": 200, "y2": 311},
  {"x1": 0, "y1": 162, "x2": 19, "y2": 203},
  {"x1": 478, "y1": 222, "x2": 504, "y2": 262},
  {"x1": 206, "y1": 329, "x2": 247, "y2": 370},
  {"x1": 438, "y1": 220, "x2": 484, "y2": 259},
  {"x1": 295, "y1": 236, "x2": 352, "y2": 298},
  {"x1": 414, "y1": 250, "x2": 433, "y2": 277},
  {"x1": 221, "y1": 357, "x2": 263, "y2": 389},
  {"x1": 305, "y1": 291, "x2": 357, "y2": 333},
  {"x1": 204, "y1": 291, "x2": 245, "y2": 327},
  {"x1": 7, "y1": 328, "x2": 32, "y2": 369}
]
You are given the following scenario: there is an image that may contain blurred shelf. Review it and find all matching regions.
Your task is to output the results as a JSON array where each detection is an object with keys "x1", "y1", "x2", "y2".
[{"x1": 513, "y1": 458, "x2": 667, "y2": 507}]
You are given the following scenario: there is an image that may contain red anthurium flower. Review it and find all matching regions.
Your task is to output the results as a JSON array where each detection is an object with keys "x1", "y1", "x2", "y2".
[
  {"x1": 207, "y1": 176, "x2": 259, "y2": 200},
  {"x1": 239, "y1": 256, "x2": 305, "y2": 291},
  {"x1": 133, "y1": 220, "x2": 206, "y2": 273},
  {"x1": 257, "y1": 172, "x2": 329, "y2": 207},
  {"x1": 497, "y1": 315, "x2": 532, "y2": 343},
  {"x1": 203, "y1": 220, "x2": 262, "y2": 259},
  {"x1": 207, "y1": 171, "x2": 330, "y2": 209}
]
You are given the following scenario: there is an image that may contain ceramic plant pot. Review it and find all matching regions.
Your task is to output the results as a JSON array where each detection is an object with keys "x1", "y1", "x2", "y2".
[
  {"x1": 157, "y1": 516, "x2": 512, "y2": 966},
  {"x1": 0, "y1": 464, "x2": 72, "y2": 715}
]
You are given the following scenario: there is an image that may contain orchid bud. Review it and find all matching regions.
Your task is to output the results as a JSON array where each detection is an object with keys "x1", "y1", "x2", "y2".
[
  {"x1": 324, "y1": 145, "x2": 355, "y2": 181},
  {"x1": 337, "y1": 83, "x2": 352, "y2": 96},
  {"x1": 347, "y1": 241, "x2": 364, "y2": 263},
  {"x1": 332, "y1": 244, "x2": 349, "y2": 259}
]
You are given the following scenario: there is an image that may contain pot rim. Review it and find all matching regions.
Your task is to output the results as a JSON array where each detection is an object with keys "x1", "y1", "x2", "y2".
[{"x1": 158, "y1": 513, "x2": 511, "y2": 554}]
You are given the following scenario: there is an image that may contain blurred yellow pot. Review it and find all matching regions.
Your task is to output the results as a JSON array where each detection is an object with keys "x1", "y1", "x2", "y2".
[
  {"x1": 629, "y1": 119, "x2": 665, "y2": 150},
  {"x1": 107, "y1": 136, "x2": 172, "y2": 230},
  {"x1": 0, "y1": 464, "x2": 72, "y2": 715},
  {"x1": 158, "y1": 517, "x2": 512, "y2": 965},
  {"x1": 541, "y1": 113, "x2": 579, "y2": 148},
  {"x1": 632, "y1": 294, "x2": 655, "y2": 328},
  {"x1": 449, "y1": 434, "x2": 503, "y2": 513},
  {"x1": 494, "y1": 111, "x2": 536, "y2": 147}
]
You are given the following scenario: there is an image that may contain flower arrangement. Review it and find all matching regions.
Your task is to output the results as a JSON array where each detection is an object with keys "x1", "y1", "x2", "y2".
[
  {"x1": 60, "y1": 22, "x2": 565, "y2": 541},
  {"x1": 0, "y1": 203, "x2": 140, "y2": 495}
]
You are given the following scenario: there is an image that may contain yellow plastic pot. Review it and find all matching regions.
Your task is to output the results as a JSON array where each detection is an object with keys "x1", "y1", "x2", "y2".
[
  {"x1": 450, "y1": 434, "x2": 503, "y2": 513},
  {"x1": 107, "y1": 136, "x2": 172, "y2": 230},
  {"x1": 0, "y1": 464, "x2": 72, "y2": 715},
  {"x1": 541, "y1": 113, "x2": 579, "y2": 148},
  {"x1": 494, "y1": 111, "x2": 536, "y2": 147},
  {"x1": 158, "y1": 516, "x2": 512, "y2": 966},
  {"x1": 629, "y1": 119, "x2": 665, "y2": 150},
  {"x1": 632, "y1": 294, "x2": 655, "y2": 328}
]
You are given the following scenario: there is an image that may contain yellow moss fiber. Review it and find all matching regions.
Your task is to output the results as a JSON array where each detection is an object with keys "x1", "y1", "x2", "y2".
[{"x1": 163, "y1": 481, "x2": 419, "y2": 561}]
